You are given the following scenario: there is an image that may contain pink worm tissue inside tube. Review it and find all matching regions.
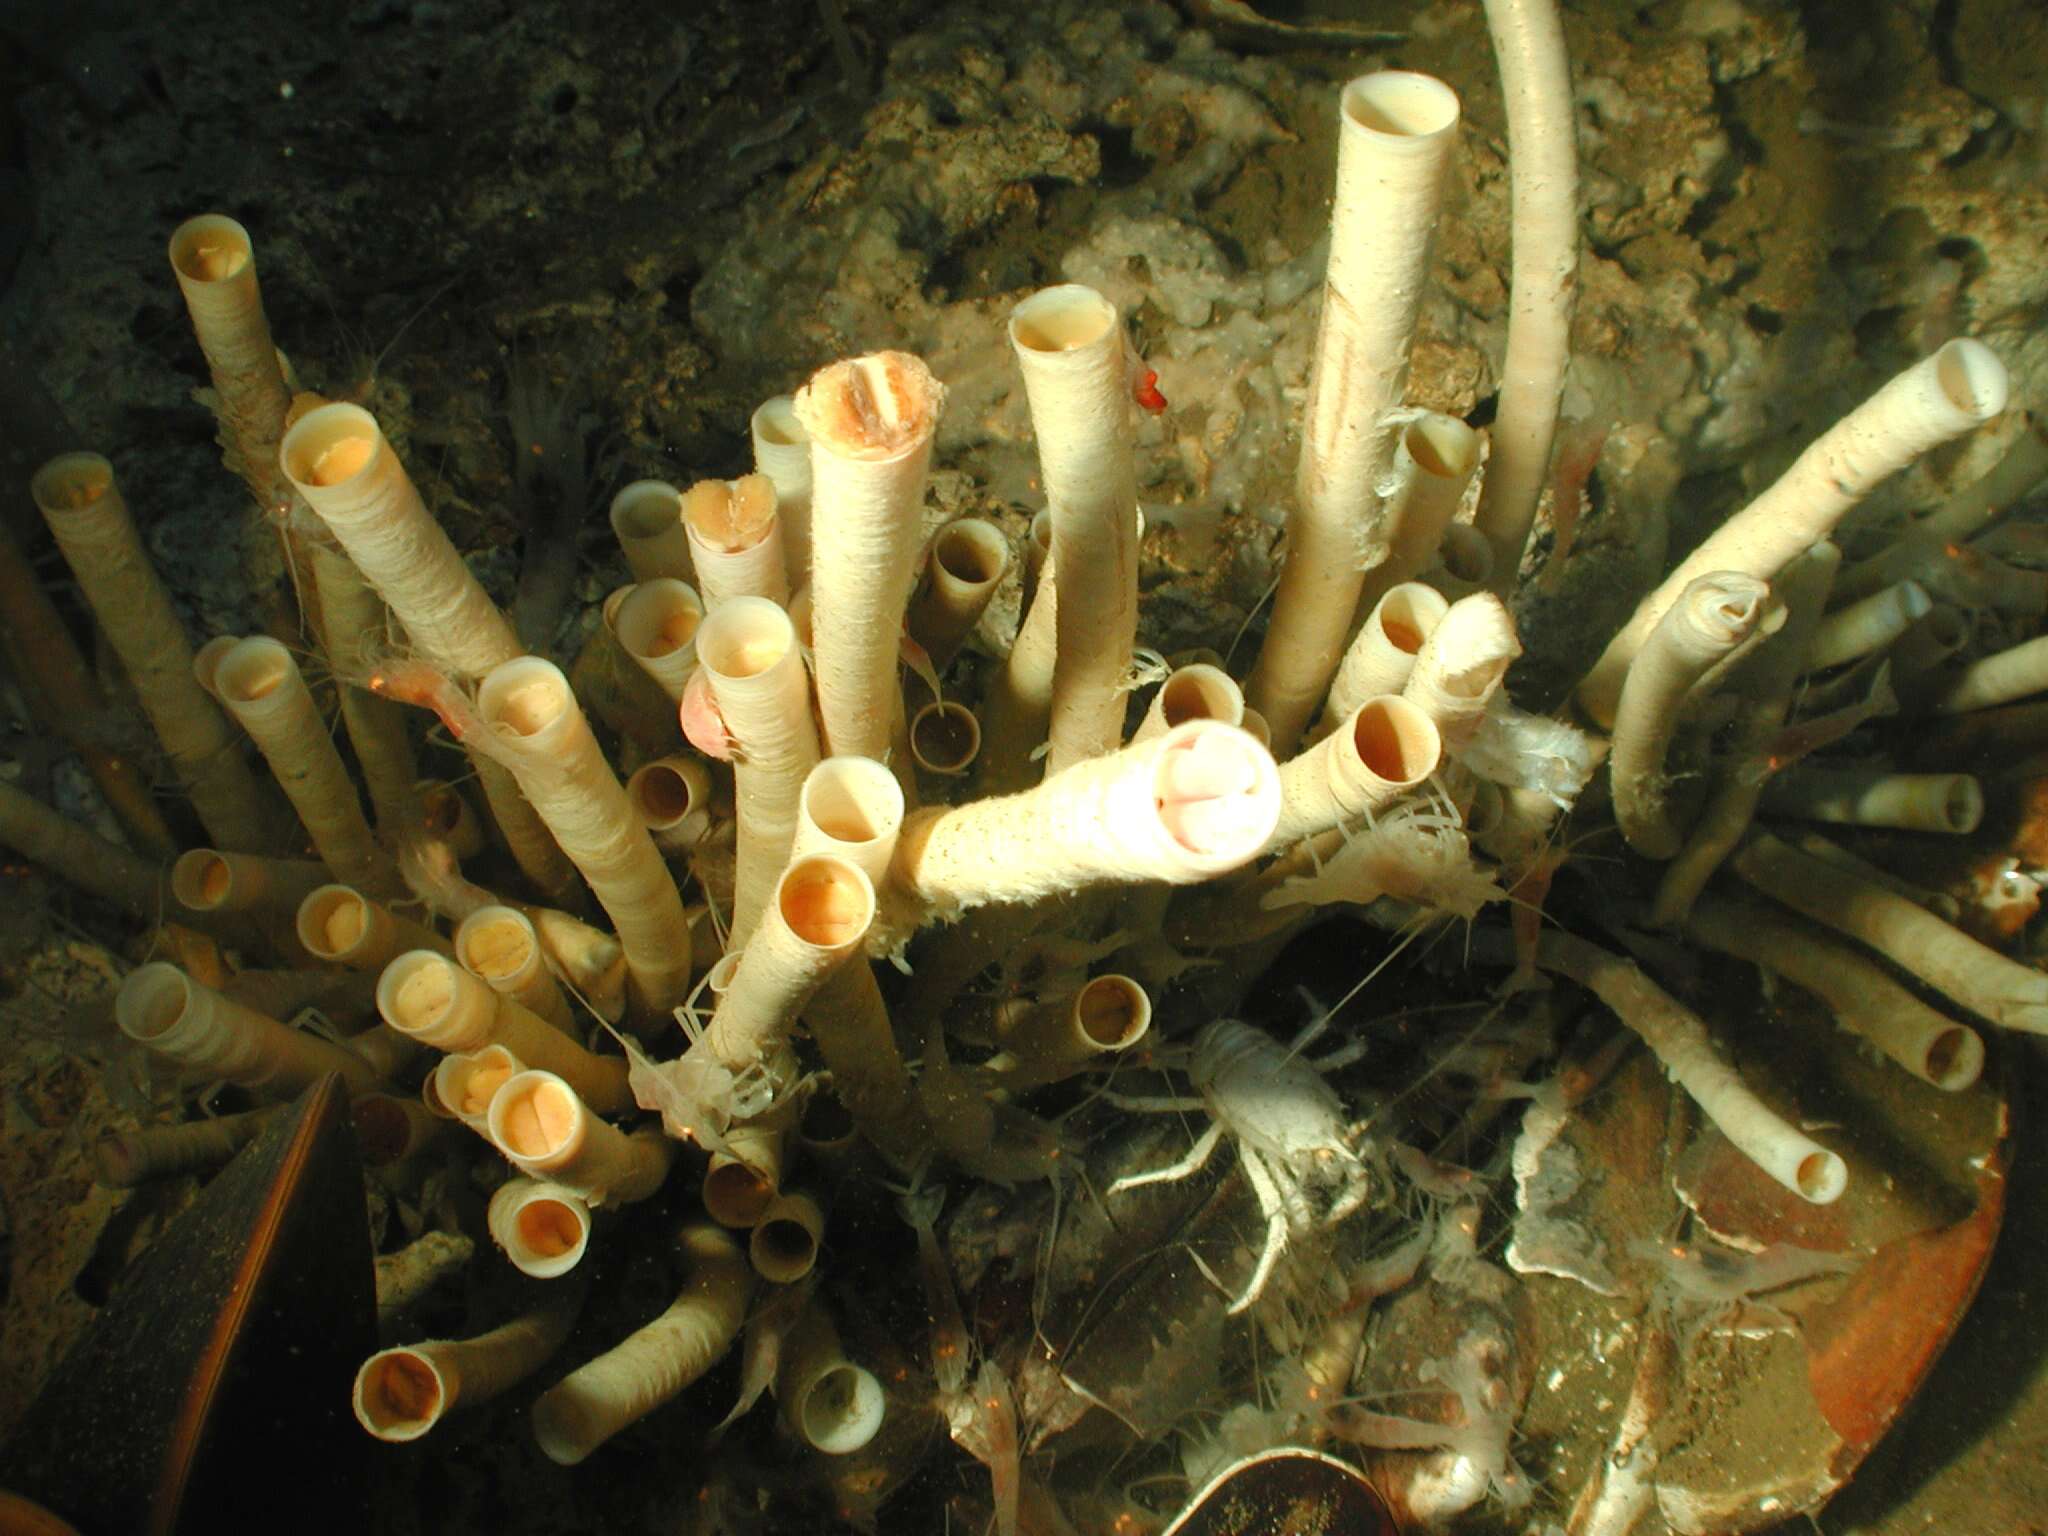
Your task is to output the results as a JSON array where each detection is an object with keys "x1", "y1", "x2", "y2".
[{"x1": 1155, "y1": 731, "x2": 1272, "y2": 854}]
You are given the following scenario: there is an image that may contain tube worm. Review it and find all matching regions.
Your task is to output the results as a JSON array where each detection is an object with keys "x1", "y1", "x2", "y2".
[
  {"x1": 796, "y1": 351, "x2": 944, "y2": 760},
  {"x1": 1933, "y1": 631, "x2": 2048, "y2": 714},
  {"x1": 806, "y1": 964, "x2": 931, "y2": 1173},
  {"x1": 776, "y1": 1304, "x2": 886, "y2": 1456},
  {"x1": 307, "y1": 542, "x2": 420, "y2": 834},
  {"x1": 0, "y1": 779, "x2": 169, "y2": 923},
  {"x1": 625, "y1": 758, "x2": 714, "y2": 856},
  {"x1": 1132, "y1": 664, "x2": 1245, "y2": 747},
  {"x1": 1758, "y1": 767, "x2": 1984, "y2": 835},
  {"x1": 1806, "y1": 580, "x2": 1931, "y2": 673},
  {"x1": 455, "y1": 904, "x2": 576, "y2": 1034},
  {"x1": 1609, "y1": 572, "x2": 1778, "y2": 859},
  {"x1": 530, "y1": 1223, "x2": 751, "y2": 1465},
  {"x1": 682, "y1": 474, "x2": 788, "y2": 610},
  {"x1": 351, "y1": 1091, "x2": 451, "y2": 1168},
  {"x1": 416, "y1": 781, "x2": 486, "y2": 860},
  {"x1": 751, "y1": 395, "x2": 814, "y2": 587},
  {"x1": 909, "y1": 701, "x2": 980, "y2": 777},
  {"x1": 475, "y1": 657, "x2": 692, "y2": 1015},
  {"x1": 1731, "y1": 832, "x2": 2048, "y2": 1035},
  {"x1": 93, "y1": 1107, "x2": 274, "y2": 1186},
  {"x1": 171, "y1": 849, "x2": 326, "y2": 925},
  {"x1": 1533, "y1": 931, "x2": 1847, "y2": 1204},
  {"x1": 377, "y1": 949, "x2": 631, "y2": 1113},
  {"x1": 191, "y1": 635, "x2": 238, "y2": 700},
  {"x1": 703, "y1": 1118, "x2": 783, "y2": 1229},
  {"x1": 696, "y1": 597, "x2": 822, "y2": 948},
  {"x1": 1249, "y1": 74, "x2": 1462, "y2": 753},
  {"x1": 1578, "y1": 340, "x2": 2010, "y2": 726},
  {"x1": 1792, "y1": 831, "x2": 1959, "y2": 921},
  {"x1": 893, "y1": 721, "x2": 1281, "y2": 917},
  {"x1": 297, "y1": 884, "x2": 450, "y2": 971},
  {"x1": 977, "y1": 552, "x2": 1058, "y2": 794},
  {"x1": 996, "y1": 973, "x2": 1152, "y2": 1084},
  {"x1": 907, "y1": 518, "x2": 1010, "y2": 669},
  {"x1": 702, "y1": 855, "x2": 875, "y2": 1076},
  {"x1": 0, "y1": 520, "x2": 175, "y2": 857},
  {"x1": 434, "y1": 1044, "x2": 526, "y2": 1128},
  {"x1": 487, "y1": 1069, "x2": 676, "y2": 1205},
  {"x1": 1356, "y1": 414, "x2": 1483, "y2": 618},
  {"x1": 1400, "y1": 592, "x2": 1521, "y2": 754},
  {"x1": 1323, "y1": 584, "x2": 1451, "y2": 735},
  {"x1": 166, "y1": 214, "x2": 293, "y2": 508},
  {"x1": 1428, "y1": 522, "x2": 1496, "y2": 599},
  {"x1": 612, "y1": 578, "x2": 706, "y2": 703},
  {"x1": 117, "y1": 962, "x2": 381, "y2": 1097},
  {"x1": 1469, "y1": 0, "x2": 1577, "y2": 588},
  {"x1": 354, "y1": 1287, "x2": 583, "y2": 1442},
  {"x1": 1686, "y1": 894, "x2": 1983, "y2": 1091},
  {"x1": 1007, "y1": 285, "x2": 1142, "y2": 772},
  {"x1": 609, "y1": 479, "x2": 692, "y2": 584},
  {"x1": 31, "y1": 453, "x2": 267, "y2": 851},
  {"x1": 749, "y1": 1190, "x2": 826, "y2": 1284},
  {"x1": 791, "y1": 756, "x2": 903, "y2": 885},
  {"x1": 488, "y1": 1177, "x2": 592, "y2": 1279},
  {"x1": 1269, "y1": 696, "x2": 1442, "y2": 850}
]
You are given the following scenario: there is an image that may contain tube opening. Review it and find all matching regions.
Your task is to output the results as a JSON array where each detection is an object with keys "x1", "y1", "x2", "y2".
[
  {"x1": 799, "y1": 1363, "x2": 885, "y2": 1455},
  {"x1": 1159, "y1": 666, "x2": 1240, "y2": 729},
  {"x1": 1933, "y1": 338, "x2": 2008, "y2": 419},
  {"x1": 610, "y1": 481, "x2": 683, "y2": 540},
  {"x1": 704, "y1": 1158, "x2": 776, "y2": 1228},
  {"x1": 615, "y1": 579, "x2": 705, "y2": 660},
  {"x1": 1943, "y1": 777, "x2": 1986, "y2": 833},
  {"x1": 1378, "y1": 585, "x2": 1447, "y2": 654},
  {"x1": 1924, "y1": 1026, "x2": 1985, "y2": 1091},
  {"x1": 420, "y1": 783, "x2": 465, "y2": 835},
  {"x1": 1405, "y1": 415, "x2": 1479, "y2": 479},
  {"x1": 778, "y1": 857, "x2": 875, "y2": 947},
  {"x1": 933, "y1": 520, "x2": 1007, "y2": 585},
  {"x1": 1152, "y1": 723, "x2": 1280, "y2": 859},
  {"x1": 752, "y1": 1215, "x2": 819, "y2": 1279},
  {"x1": 803, "y1": 759, "x2": 902, "y2": 845},
  {"x1": 1010, "y1": 286, "x2": 1116, "y2": 353},
  {"x1": 800, "y1": 1094, "x2": 857, "y2": 1148},
  {"x1": 492, "y1": 1073, "x2": 580, "y2": 1160},
  {"x1": 216, "y1": 640, "x2": 292, "y2": 704},
  {"x1": 31, "y1": 452, "x2": 115, "y2": 515},
  {"x1": 1075, "y1": 976, "x2": 1150, "y2": 1050},
  {"x1": 458, "y1": 910, "x2": 536, "y2": 981},
  {"x1": 116, "y1": 965, "x2": 190, "y2": 1042},
  {"x1": 683, "y1": 475, "x2": 777, "y2": 552},
  {"x1": 440, "y1": 1046, "x2": 521, "y2": 1120},
  {"x1": 299, "y1": 885, "x2": 369, "y2": 958},
  {"x1": 168, "y1": 214, "x2": 254, "y2": 283},
  {"x1": 1437, "y1": 525, "x2": 1493, "y2": 584},
  {"x1": 910, "y1": 702, "x2": 980, "y2": 774},
  {"x1": 281, "y1": 404, "x2": 380, "y2": 489},
  {"x1": 1795, "y1": 1150, "x2": 1848, "y2": 1204},
  {"x1": 1924, "y1": 605, "x2": 1970, "y2": 650},
  {"x1": 1342, "y1": 71, "x2": 1460, "y2": 139},
  {"x1": 381, "y1": 951, "x2": 457, "y2": 1032},
  {"x1": 1352, "y1": 698, "x2": 1438, "y2": 784},
  {"x1": 356, "y1": 1351, "x2": 443, "y2": 1439},
  {"x1": 698, "y1": 598, "x2": 794, "y2": 680},
  {"x1": 480, "y1": 660, "x2": 572, "y2": 738},
  {"x1": 753, "y1": 395, "x2": 805, "y2": 447},
  {"x1": 518, "y1": 1197, "x2": 586, "y2": 1259},
  {"x1": 351, "y1": 1095, "x2": 414, "y2": 1166},
  {"x1": 172, "y1": 850, "x2": 233, "y2": 910}
]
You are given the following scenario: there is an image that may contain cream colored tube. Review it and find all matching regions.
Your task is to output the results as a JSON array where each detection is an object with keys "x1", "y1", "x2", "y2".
[
  {"x1": 1758, "y1": 768, "x2": 1984, "y2": 835},
  {"x1": 0, "y1": 780, "x2": 166, "y2": 922},
  {"x1": 792, "y1": 756, "x2": 904, "y2": 887},
  {"x1": 171, "y1": 849, "x2": 325, "y2": 916},
  {"x1": 612, "y1": 578, "x2": 706, "y2": 701},
  {"x1": 31, "y1": 453, "x2": 267, "y2": 851},
  {"x1": 894, "y1": 720, "x2": 1280, "y2": 913},
  {"x1": 796, "y1": 351, "x2": 944, "y2": 759},
  {"x1": 697, "y1": 597, "x2": 822, "y2": 948},
  {"x1": 434, "y1": 1044, "x2": 525, "y2": 1127},
  {"x1": 1469, "y1": 0, "x2": 1577, "y2": 589},
  {"x1": 1269, "y1": 696, "x2": 1441, "y2": 850},
  {"x1": 977, "y1": 556, "x2": 1058, "y2": 793},
  {"x1": 626, "y1": 758, "x2": 714, "y2": 855},
  {"x1": 1807, "y1": 581, "x2": 1932, "y2": 672},
  {"x1": 1535, "y1": 932, "x2": 1846, "y2": 1204},
  {"x1": 703, "y1": 1121, "x2": 783, "y2": 1229},
  {"x1": 682, "y1": 474, "x2": 789, "y2": 609},
  {"x1": 488, "y1": 1069, "x2": 675, "y2": 1205},
  {"x1": 476, "y1": 657, "x2": 692, "y2": 1015},
  {"x1": 1578, "y1": 341, "x2": 2012, "y2": 726},
  {"x1": 609, "y1": 480, "x2": 692, "y2": 583},
  {"x1": 1429, "y1": 522, "x2": 1495, "y2": 597},
  {"x1": 1933, "y1": 632, "x2": 2048, "y2": 714},
  {"x1": 297, "y1": 884, "x2": 449, "y2": 970},
  {"x1": 417, "y1": 780, "x2": 486, "y2": 859},
  {"x1": 1133, "y1": 664, "x2": 1244, "y2": 746},
  {"x1": 804, "y1": 965, "x2": 930, "y2": 1173},
  {"x1": 455, "y1": 905, "x2": 574, "y2": 1034},
  {"x1": 217, "y1": 638, "x2": 397, "y2": 895},
  {"x1": 909, "y1": 701, "x2": 980, "y2": 776},
  {"x1": 703, "y1": 856, "x2": 874, "y2": 1074},
  {"x1": 752, "y1": 396, "x2": 814, "y2": 587},
  {"x1": 776, "y1": 1305, "x2": 886, "y2": 1456},
  {"x1": 308, "y1": 542, "x2": 419, "y2": 834},
  {"x1": 1731, "y1": 833, "x2": 2048, "y2": 1034},
  {"x1": 377, "y1": 950, "x2": 631, "y2": 1113},
  {"x1": 749, "y1": 1190, "x2": 826, "y2": 1284},
  {"x1": 1609, "y1": 572, "x2": 1777, "y2": 859},
  {"x1": 1000, "y1": 973, "x2": 1152, "y2": 1076},
  {"x1": 1249, "y1": 74, "x2": 1462, "y2": 753},
  {"x1": 94, "y1": 1107, "x2": 274, "y2": 1187},
  {"x1": 191, "y1": 635, "x2": 237, "y2": 700},
  {"x1": 167, "y1": 215, "x2": 293, "y2": 506},
  {"x1": 907, "y1": 518, "x2": 1011, "y2": 668},
  {"x1": 531, "y1": 1224, "x2": 750, "y2": 1465},
  {"x1": 1321, "y1": 583, "x2": 1450, "y2": 732},
  {"x1": 1008, "y1": 285, "x2": 1141, "y2": 772},
  {"x1": 1686, "y1": 895, "x2": 1983, "y2": 1091},
  {"x1": 488, "y1": 1177, "x2": 591, "y2": 1279},
  {"x1": 355, "y1": 1290, "x2": 582, "y2": 1442},
  {"x1": 117, "y1": 962, "x2": 380, "y2": 1097},
  {"x1": 1401, "y1": 592, "x2": 1521, "y2": 754},
  {"x1": 1356, "y1": 413, "x2": 1482, "y2": 616}
]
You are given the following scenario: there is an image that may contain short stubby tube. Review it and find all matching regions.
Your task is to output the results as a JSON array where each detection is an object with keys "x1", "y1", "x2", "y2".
[
  {"x1": 776, "y1": 1305, "x2": 886, "y2": 1456},
  {"x1": 486, "y1": 1069, "x2": 673, "y2": 1205},
  {"x1": 749, "y1": 1190, "x2": 826, "y2": 1284},
  {"x1": 434, "y1": 1044, "x2": 527, "y2": 1127},
  {"x1": 907, "y1": 517, "x2": 1011, "y2": 667},
  {"x1": 488, "y1": 1176, "x2": 593, "y2": 1279},
  {"x1": 610, "y1": 577, "x2": 706, "y2": 703},
  {"x1": 1269, "y1": 696, "x2": 1441, "y2": 850},
  {"x1": 626, "y1": 757, "x2": 715, "y2": 856},
  {"x1": 353, "y1": 1291, "x2": 581, "y2": 1443},
  {"x1": 682, "y1": 474, "x2": 788, "y2": 609},
  {"x1": 172, "y1": 849, "x2": 328, "y2": 919},
  {"x1": 609, "y1": 479, "x2": 691, "y2": 584},
  {"x1": 117, "y1": 962, "x2": 379, "y2": 1097},
  {"x1": 909, "y1": 701, "x2": 981, "y2": 777}
]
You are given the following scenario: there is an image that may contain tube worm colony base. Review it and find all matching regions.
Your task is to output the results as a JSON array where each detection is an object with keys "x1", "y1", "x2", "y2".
[{"x1": 0, "y1": 5, "x2": 2042, "y2": 1536}]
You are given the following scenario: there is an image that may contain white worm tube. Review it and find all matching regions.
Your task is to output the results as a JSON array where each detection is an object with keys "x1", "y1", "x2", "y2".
[
  {"x1": 167, "y1": 214, "x2": 293, "y2": 506},
  {"x1": 805, "y1": 964, "x2": 930, "y2": 1173},
  {"x1": 173, "y1": 848, "x2": 328, "y2": 919},
  {"x1": 1732, "y1": 832, "x2": 2048, "y2": 1034},
  {"x1": 1469, "y1": 0, "x2": 1578, "y2": 588},
  {"x1": 697, "y1": 598, "x2": 822, "y2": 948},
  {"x1": 977, "y1": 554, "x2": 1058, "y2": 793},
  {"x1": 999, "y1": 973, "x2": 1152, "y2": 1077},
  {"x1": 216, "y1": 638, "x2": 398, "y2": 895},
  {"x1": 487, "y1": 1177, "x2": 592, "y2": 1279},
  {"x1": 626, "y1": 757, "x2": 714, "y2": 855},
  {"x1": 751, "y1": 395, "x2": 814, "y2": 587},
  {"x1": 531, "y1": 1224, "x2": 750, "y2": 1465},
  {"x1": 1793, "y1": 831, "x2": 1960, "y2": 922},
  {"x1": 297, "y1": 884, "x2": 450, "y2": 971},
  {"x1": 1400, "y1": 592, "x2": 1521, "y2": 754},
  {"x1": 308, "y1": 543, "x2": 420, "y2": 834},
  {"x1": 32, "y1": 453, "x2": 267, "y2": 851},
  {"x1": 377, "y1": 950, "x2": 631, "y2": 1113},
  {"x1": 894, "y1": 720, "x2": 1280, "y2": 914},
  {"x1": 908, "y1": 701, "x2": 980, "y2": 776},
  {"x1": 907, "y1": 517, "x2": 1011, "y2": 668},
  {"x1": 433, "y1": 1044, "x2": 525, "y2": 1128},
  {"x1": 1008, "y1": 285, "x2": 1141, "y2": 772},
  {"x1": 354, "y1": 1290, "x2": 582, "y2": 1442},
  {"x1": 749, "y1": 1190, "x2": 826, "y2": 1284},
  {"x1": 775, "y1": 1305, "x2": 886, "y2": 1456},
  {"x1": 796, "y1": 351, "x2": 944, "y2": 759},
  {"x1": 117, "y1": 962, "x2": 380, "y2": 1097},
  {"x1": 1320, "y1": 583, "x2": 1450, "y2": 733},
  {"x1": 1933, "y1": 632, "x2": 2048, "y2": 714},
  {"x1": 703, "y1": 1119, "x2": 783, "y2": 1229},
  {"x1": 681, "y1": 474, "x2": 789, "y2": 610},
  {"x1": 1759, "y1": 768, "x2": 1984, "y2": 835},
  {"x1": 455, "y1": 905, "x2": 575, "y2": 1034},
  {"x1": 1269, "y1": 696, "x2": 1442, "y2": 850},
  {"x1": 1686, "y1": 895, "x2": 1983, "y2": 1091},
  {"x1": 1133, "y1": 664, "x2": 1244, "y2": 746},
  {"x1": 1428, "y1": 522, "x2": 1495, "y2": 598},
  {"x1": 487, "y1": 1069, "x2": 676, "y2": 1205},
  {"x1": 94, "y1": 1107, "x2": 274, "y2": 1187},
  {"x1": 191, "y1": 635, "x2": 238, "y2": 700},
  {"x1": 1579, "y1": 340, "x2": 2012, "y2": 725},
  {"x1": 612, "y1": 578, "x2": 706, "y2": 702},
  {"x1": 1536, "y1": 931, "x2": 1847, "y2": 1204},
  {"x1": 1357, "y1": 414, "x2": 1483, "y2": 617},
  {"x1": 1249, "y1": 73, "x2": 1462, "y2": 753},
  {"x1": 703, "y1": 855, "x2": 875, "y2": 1075},
  {"x1": 1610, "y1": 572, "x2": 1778, "y2": 859},
  {"x1": 1807, "y1": 581, "x2": 1932, "y2": 672},
  {"x1": 476, "y1": 657, "x2": 692, "y2": 1015},
  {"x1": 609, "y1": 479, "x2": 692, "y2": 584},
  {"x1": 792, "y1": 756, "x2": 904, "y2": 887}
]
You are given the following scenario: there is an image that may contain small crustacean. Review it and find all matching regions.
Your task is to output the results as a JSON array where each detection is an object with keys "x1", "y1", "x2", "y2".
[{"x1": 1108, "y1": 1016, "x2": 1371, "y2": 1313}]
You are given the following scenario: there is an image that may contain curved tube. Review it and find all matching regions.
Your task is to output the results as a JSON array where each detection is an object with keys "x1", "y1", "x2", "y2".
[
  {"x1": 907, "y1": 517, "x2": 1010, "y2": 667},
  {"x1": 354, "y1": 1288, "x2": 581, "y2": 1442},
  {"x1": 1400, "y1": 592, "x2": 1521, "y2": 753}
]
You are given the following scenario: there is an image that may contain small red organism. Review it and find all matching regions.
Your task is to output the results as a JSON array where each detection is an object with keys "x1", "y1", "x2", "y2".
[{"x1": 1132, "y1": 367, "x2": 1169, "y2": 417}]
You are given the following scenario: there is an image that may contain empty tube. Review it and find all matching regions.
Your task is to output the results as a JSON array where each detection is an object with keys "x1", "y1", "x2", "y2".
[
  {"x1": 609, "y1": 479, "x2": 692, "y2": 584},
  {"x1": 907, "y1": 517, "x2": 1010, "y2": 667}
]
